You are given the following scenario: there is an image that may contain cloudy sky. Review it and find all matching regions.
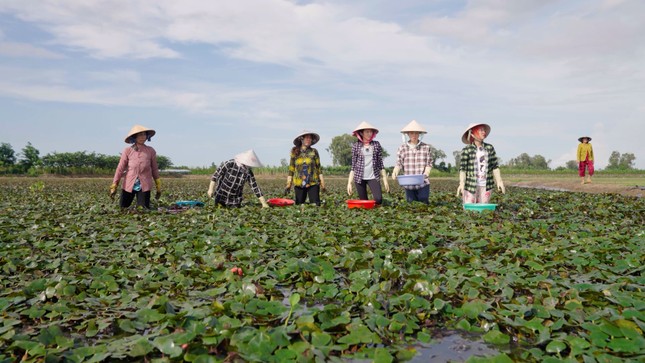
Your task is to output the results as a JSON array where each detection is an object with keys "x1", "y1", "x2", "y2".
[{"x1": 1, "y1": 0, "x2": 643, "y2": 170}]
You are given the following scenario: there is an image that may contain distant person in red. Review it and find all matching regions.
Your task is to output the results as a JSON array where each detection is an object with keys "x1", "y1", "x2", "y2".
[
  {"x1": 110, "y1": 125, "x2": 161, "y2": 209},
  {"x1": 576, "y1": 136, "x2": 594, "y2": 184}
]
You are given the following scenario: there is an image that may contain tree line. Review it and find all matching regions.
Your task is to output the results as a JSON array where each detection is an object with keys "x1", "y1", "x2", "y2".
[{"x1": 0, "y1": 142, "x2": 173, "y2": 175}]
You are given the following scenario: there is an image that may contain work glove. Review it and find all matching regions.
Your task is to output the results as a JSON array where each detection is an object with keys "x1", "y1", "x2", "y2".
[
  {"x1": 109, "y1": 183, "x2": 118, "y2": 199},
  {"x1": 154, "y1": 179, "x2": 162, "y2": 200},
  {"x1": 347, "y1": 171, "x2": 354, "y2": 195},
  {"x1": 258, "y1": 196, "x2": 269, "y2": 208},
  {"x1": 319, "y1": 174, "x2": 326, "y2": 192},
  {"x1": 423, "y1": 166, "x2": 431, "y2": 177},
  {"x1": 493, "y1": 168, "x2": 506, "y2": 194},
  {"x1": 207, "y1": 180, "x2": 215, "y2": 198},
  {"x1": 456, "y1": 171, "x2": 466, "y2": 197},
  {"x1": 380, "y1": 169, "x2": 390, "y2": 193},
  {"x1": 391, "y1": 166, "x2": 400, "y2": 180},
  {"x1": 284, "y1": 176, "x2": 293, "y2": 195}
]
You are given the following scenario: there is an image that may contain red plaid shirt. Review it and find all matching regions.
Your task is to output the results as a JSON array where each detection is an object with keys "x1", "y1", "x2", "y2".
[{"x1": 395, "y1": 142, "x2": 432, "y2": 190}]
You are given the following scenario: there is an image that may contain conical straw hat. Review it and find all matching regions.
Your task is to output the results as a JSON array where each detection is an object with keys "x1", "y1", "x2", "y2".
[
  {"x1": 578, "y1": 136, "x2": 592, "y2": 142},
  {"x1": 234, "y1": 149, "x2": 263, "y2": 168},
  {"x1": 293, "y1": 130, "x2": 320, "y2": 146},
  {"x1": 461, "y1": 123, "x2": 491, "y2": 144},
  {"x1": 400, "y1": 120, "x2": 427, "y2": 134},
  {"x1": 125, "y1": 124, "x2": 156, "y2": 143},
  {"x1": 352, "y1": 121, "x2": 379, "y2": 135}
]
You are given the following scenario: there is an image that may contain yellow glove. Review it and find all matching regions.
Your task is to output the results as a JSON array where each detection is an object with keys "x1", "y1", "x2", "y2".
[
  {"x1": 381, "y1": 169, "x2": 390, "y2": 193},
  {"x1": 493, "y1": 168, "x2": 506, "y2": 194},
  {"x1": 285, "y1": 176, "x2": 292, "y2": 189},
  {"x1": 391, "y1": 166, "x2": 400, "y2": 180},
  {"x1": 208, "y1": 180, "x2": 216, "y2": 198},
  {"x1": 456, "y1": 171, "x2": 466, "y2": 197},
  {"x1": 109, "y1": 183, "x2": 118, "y2": 199},
  {"x1": 258, "y1": 196, "x2": 269, "y2": 208},
  {"x1": 154, "y1": 179, "x2": 162, "y2": 200},
  {"x1": 347, "y1": 171, "x2": 354, "y2": 196},
  {"x1": 319, "y1": 174, "x2": 326, "y2": 192}
]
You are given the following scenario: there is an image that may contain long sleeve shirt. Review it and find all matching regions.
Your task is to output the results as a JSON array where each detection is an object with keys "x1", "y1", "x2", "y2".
[
  {"x1": 211, "y1": 159, "x2": 263, "y2": 206},
  {"x1": 288, "y1": 147, "x2": 322, "y2": 188},
  {"x1": 351, "y1": 140, "x2": 385, "y2": 183},
  {"x1": 576, "y1": 143, "x2": 594, "y2": 162},
  {"x1": 112, "y1": 144, "x2": 159, "y2": 193},
  {"x1": 459, "y1": 143, "x2": 500, "y2": 193},
  {"x1": 395, "y1": 142, "x2": 432, "y2": 190}
]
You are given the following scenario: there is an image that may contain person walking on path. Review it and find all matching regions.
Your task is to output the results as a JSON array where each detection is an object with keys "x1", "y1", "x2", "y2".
[{"x1": 577, "y1": 136, "x2": 594, "y2": 184}]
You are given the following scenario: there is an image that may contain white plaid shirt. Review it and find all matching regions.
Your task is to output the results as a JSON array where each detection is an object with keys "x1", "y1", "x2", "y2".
[{"x1": 395, "y1": 142, "x2": 432, "y2": 190}]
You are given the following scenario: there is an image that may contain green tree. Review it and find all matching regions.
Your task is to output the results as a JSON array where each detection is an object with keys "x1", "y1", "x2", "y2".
[
  {"x1": 506, "y1": 153, "x2": 550, "y2": 169},
  {"x1": 453, "y1": 150, "x2": 461, "y2": 169},
  {"x1": 426, "y1": 145, "x2": 447, "y2": 171},
  {"x1": 0, "y1": 143, "x2": 16, "y2": 166},
  {"x1": 19, "y1": 142, "x2": 40, "y2": 170},
  {"x1": 565, "y1": 160, "x2": 578, "y2": 170},
  {"x1": 326, "y1": 134, "x2": 389, "y2": 167},
  {"x1": 156, "y1": 155, "x2": 173, "y2": 170},
  {"x1": 607, "y1": 151, "x2": 636, "y2": 170}
]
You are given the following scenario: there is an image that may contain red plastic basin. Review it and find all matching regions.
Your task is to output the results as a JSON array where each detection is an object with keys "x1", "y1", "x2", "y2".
[
  {"x1": 346, "y1": 200, "x2": 376, "y2": 209},
  {"x1": 267, "y1": 198, "x2": 295, "y2": 207}
]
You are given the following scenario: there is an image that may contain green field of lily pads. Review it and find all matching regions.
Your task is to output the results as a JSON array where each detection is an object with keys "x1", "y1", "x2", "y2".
[{"x1": 0, "y1": 177, "x2": 643, "y2": 362}]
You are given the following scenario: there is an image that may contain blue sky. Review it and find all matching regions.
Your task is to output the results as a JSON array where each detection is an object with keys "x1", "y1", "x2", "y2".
[{"x1": 1, "y1": 0, "x2": 643, "y2": 169}]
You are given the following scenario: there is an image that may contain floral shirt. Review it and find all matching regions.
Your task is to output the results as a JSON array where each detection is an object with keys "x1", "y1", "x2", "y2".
[
  {"x1": 351, "y1": 140, "x2": 385, "y2": 183},
  {"x1": 288, "y1": 147, "x2": 322, "y2": 188},
  {"x1": 211, "y1": 159, "x2": 263, "y2": 206},
  {"x1": 395, "y1": 142, "x2": 432, "y2": 190},
  {"x1": 112, "y1": 144, "x2": 159, "y2": 193},
  {"x1": 459, "y1": 143, "x2": 500, "y2": 193}
]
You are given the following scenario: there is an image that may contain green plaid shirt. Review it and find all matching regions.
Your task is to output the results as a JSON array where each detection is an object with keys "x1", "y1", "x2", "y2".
[{"x1": 459, "y1": 143, "x2": 500, "y2": 193}]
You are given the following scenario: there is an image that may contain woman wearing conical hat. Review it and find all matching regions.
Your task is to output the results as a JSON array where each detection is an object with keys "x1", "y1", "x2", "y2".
[
  {"x1": 285, "y1": 130, "x2": 325, "y2": 206},
  {"x1": 391, "y1": 120, "x2": 433, "y2": 204},
  {"x1": 110, "y1": 125, "x2": 162, "y2": 209},
  {"x1": 207, "y1": 150, "x2": 269, "y2": 208},
  {"x1": 576, "y1": 136, "x2": 594, "y2": 184},
  {"x1": 456, "y1": 123, "x2": 505, "y2": 204},
  {"x1": 347, "y1": 121, "x2": 390, "y2": 205}
]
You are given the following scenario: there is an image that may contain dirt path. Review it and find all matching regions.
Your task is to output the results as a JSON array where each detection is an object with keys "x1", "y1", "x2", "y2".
[{"x1": 508, "y1": 178, "x2": 645, "y2": 198}]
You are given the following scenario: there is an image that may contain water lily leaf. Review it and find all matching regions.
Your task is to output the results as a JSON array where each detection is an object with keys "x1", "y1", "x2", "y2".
[
  {"x1": 607, "y1": 337, "x2": 643, "y2": 353},
  {"x1": 462, "y1": 300, "x2": 489, "y2": 319},
  {"x1": 311, "y1": 331, "x2": 332, "y2": 347},
  {"x1": 373, "y1": 347, "x2": 394, "y2": 363},
  {"x1": 338, "y1": 325, "x2": 380, "y2": 345},
  {"x1": 137, "y1": 308, "x2": 165, "y2": 323},
  {"x1": 483, "y1": 330, "x2": 511, "y2": 345},
  {"x1": 153, "y1": 335, "x2": 183, "y2": 357},
  {"x1": 545, "y1": 339, "x2": 566, "y2": 354},
  {"x1": 129, "y1": 337, "x2": 153, "y2": 357}
]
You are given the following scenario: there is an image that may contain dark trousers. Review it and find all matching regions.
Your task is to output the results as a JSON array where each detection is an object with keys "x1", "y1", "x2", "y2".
[
  {"x1": 120, "y1": 189, "x2": 151, "y2": 209},
  {"x1": 294, "y1": 185, "x2": 321, "y2": 206},
  {"x1": 405, "y1": 185, "x2": 430, "y2": 204},
  {"x1": 355, "y1": 179, "x2": 383, "y2": 205}
]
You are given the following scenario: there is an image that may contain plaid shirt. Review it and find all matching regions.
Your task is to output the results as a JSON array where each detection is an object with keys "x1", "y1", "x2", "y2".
[
  {"x1": 351, "y1": 140, "x2": 385, "y2": 183},
  {"x1": 395, "y1": 142, "x2": 432, "y2": 190},
  {"x1": 459, "y1": 143, "x2": 500, "y2": 193},
  {"x1": 288, "y1": 147, "x2": 322, "y2": 188},
  {"x1": 211, "y1": 159, "x2": 263, "y2": 206}
]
